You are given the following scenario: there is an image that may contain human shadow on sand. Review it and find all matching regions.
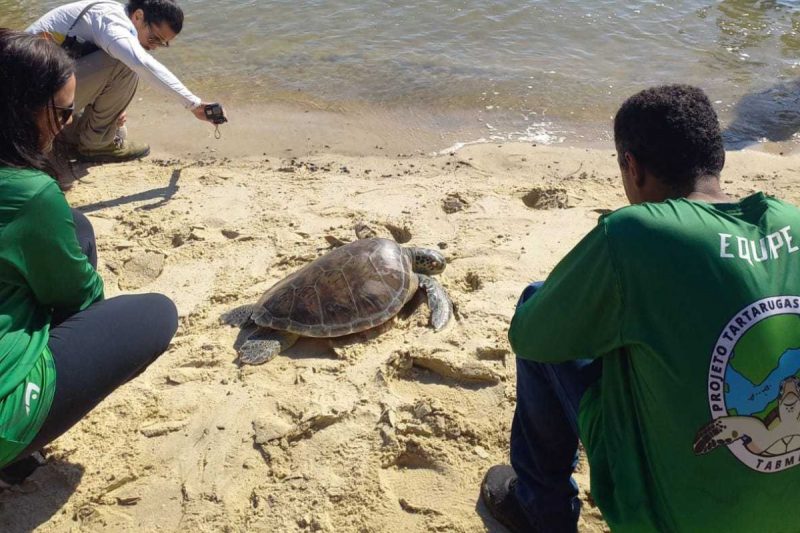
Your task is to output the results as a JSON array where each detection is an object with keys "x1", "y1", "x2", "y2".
[
  {"x1": 723, "y1": 78, "x2": 800, "y2": 150},
  {"x1": 76, "y1": 168, "x2": 181, "y2": 213},
  {"x1": 0, "y1": 458, "x2": 85, "y2": 532}
]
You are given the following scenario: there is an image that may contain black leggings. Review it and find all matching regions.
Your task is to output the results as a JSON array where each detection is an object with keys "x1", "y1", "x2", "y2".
[{"x1": 16, "y1": 209, "x2": 178, "y2": 459}]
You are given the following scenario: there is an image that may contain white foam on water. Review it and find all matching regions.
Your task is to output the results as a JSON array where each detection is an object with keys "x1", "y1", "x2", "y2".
[
  {"x1": 433, "y1": 121, "x2": 565, "y2": 155},
  {"x1": 435, "y1": 138, "x2": 490, "y2": 155},
  {"x1": 491, "y1": 122, "x2": 566, "y2": 145}
]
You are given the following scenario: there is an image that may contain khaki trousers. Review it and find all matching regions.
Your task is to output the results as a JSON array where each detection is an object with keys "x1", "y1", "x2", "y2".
[{"x1": 65, "y1": 50, "x2": 139, "y2": 150}]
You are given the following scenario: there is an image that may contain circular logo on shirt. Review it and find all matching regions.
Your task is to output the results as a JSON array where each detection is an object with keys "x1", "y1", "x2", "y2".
[{"x1": 693, "y1": 296, "x2": 800, "y2": 473}]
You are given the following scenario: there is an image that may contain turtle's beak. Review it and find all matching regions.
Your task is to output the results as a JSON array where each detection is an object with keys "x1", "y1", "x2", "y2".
[
  {"x1": 785, "y1": 392, "x2": 799, "y2": 406},
  {"x1": 410, "y1": 248, "x2": 447, "y2": 275}
]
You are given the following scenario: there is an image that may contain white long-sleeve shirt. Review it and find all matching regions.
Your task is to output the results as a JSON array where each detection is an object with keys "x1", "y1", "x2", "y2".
[{"x1": 27, "y1": 0, "x2": 201, "y2": 109}]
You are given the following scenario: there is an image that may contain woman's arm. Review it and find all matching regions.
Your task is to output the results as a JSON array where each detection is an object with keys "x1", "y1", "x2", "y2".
[{"x1": 14, "y1": 181, "x2": 104, "y2": 312}]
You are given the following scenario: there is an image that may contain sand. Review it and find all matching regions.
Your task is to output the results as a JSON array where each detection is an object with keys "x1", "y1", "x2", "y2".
[{"x1": 1, "y1": 141, "x2": 798, "y2": 532}]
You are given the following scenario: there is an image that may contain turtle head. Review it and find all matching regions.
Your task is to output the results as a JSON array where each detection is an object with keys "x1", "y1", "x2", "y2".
[
  {"x1": 409, "y1": 247, "x2": 446, "y2": 275},
  {"x1": 779, "y1": 376, "x2": 800, "y2": 419}
]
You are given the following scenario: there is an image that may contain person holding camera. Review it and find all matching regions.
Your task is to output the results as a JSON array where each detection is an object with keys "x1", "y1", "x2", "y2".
[
  {"x1": 26, "y1": 0, "x2": 225, "y2": 164},
  {"x1": 0, "y1": 29, "x2": 178, "y2": 487}
]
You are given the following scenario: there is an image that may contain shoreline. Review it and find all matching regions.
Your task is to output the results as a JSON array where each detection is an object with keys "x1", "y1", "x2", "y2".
[{"x1": 128, "y1": 87, "x2": 800, "y2": 163}]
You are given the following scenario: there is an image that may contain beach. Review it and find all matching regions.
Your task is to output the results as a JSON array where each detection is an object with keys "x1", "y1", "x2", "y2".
[
  {"x1": 0, "y1": 125, "x2": 798, "y2": 531},
  {"x1": 2, "y1": 0, "x2": 800, "y2": 530}
]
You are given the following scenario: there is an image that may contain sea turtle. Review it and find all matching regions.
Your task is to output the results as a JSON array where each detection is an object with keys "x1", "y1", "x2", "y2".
[
  {"x1": 693, "y1": 376, "x2": 800, "y2": 456},
  {"x1": 221, "y1": 225, "x2": 453, "y2": 365}
]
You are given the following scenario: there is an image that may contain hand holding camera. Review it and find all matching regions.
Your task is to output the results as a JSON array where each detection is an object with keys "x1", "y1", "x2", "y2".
[
  {"x1": 191, "y1": 102, "x2": 227, "y2": 125},
  {"x1": 203, "y1": 103, "x2": 227, "y2": 125},
  {"x1": 191, "y1": 102, "x2": 227, "y2": 139}
]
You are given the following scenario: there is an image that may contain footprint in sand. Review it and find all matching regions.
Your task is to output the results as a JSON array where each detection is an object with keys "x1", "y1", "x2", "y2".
[
  {"x1": 387, "y1": 348, "x2": 504, "y2": 386},
  {"x1": 118, "y1": 251, "x2": 166, "y2": 290},
  {"x1": 442, "y1": 192, "x2": 469, "y2": 214},
  {"x1": 522, "y1": 187, "x2": 569, "y2": 209}
]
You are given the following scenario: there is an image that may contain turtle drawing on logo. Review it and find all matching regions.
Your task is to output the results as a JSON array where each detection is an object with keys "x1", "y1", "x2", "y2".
[{"x1": 694, "y1": 376, "x2": 800, "y2": 456}]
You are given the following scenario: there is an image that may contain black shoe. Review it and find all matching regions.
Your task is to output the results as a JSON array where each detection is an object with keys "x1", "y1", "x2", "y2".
[
  {"x1": 481, "y1": 465, "x2": 538, "y2": 533},
  {"x1": 0, "y1": 452, "x2": 46, "y2": 488}
]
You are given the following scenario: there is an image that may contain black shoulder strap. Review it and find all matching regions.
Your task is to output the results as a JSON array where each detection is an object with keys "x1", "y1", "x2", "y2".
[{"x1": 66, "y1": 1, "x2": 117, "y2": 35}]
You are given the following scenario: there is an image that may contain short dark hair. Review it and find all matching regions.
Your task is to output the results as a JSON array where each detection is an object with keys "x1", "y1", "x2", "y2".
[
  {"x1": 614, "y1": 85, "x2": 725, "y2": 192},
  {"x1": 127, "y1": 0, "x2": 184, "y2": 34},
  {"x1": 0, "y1": 29, "x2": 74, "y2": 176}
]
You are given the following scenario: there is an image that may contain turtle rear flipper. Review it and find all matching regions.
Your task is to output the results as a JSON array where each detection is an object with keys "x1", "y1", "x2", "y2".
[
  {"x1": 238, "y1": 329, "x2": 299, "y2": 365},
  {"x1": 221, "y1": 304, "x2": 259, "y2": 327},
  {"x1": 418, "y1": 274, "x2": 453, "y2": 331}
]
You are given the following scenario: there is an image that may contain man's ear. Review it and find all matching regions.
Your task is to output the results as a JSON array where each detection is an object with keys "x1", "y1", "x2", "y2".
[
  {"x1": 624, "y1": 152, "x2": 646, "y2": 189},
  {"x1": 131, "y1": 8, "x2": 145, "y2": 23}
]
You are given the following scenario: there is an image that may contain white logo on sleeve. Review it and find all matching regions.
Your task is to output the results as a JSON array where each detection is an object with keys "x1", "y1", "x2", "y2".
[{"x1": 24, "y1": 382, "x2": 41, "y2": 416}]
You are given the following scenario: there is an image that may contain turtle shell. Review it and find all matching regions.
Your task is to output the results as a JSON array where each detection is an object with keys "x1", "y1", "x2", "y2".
[{"x1": 252, "y1": 238, "x2": 417, "y2": 337}]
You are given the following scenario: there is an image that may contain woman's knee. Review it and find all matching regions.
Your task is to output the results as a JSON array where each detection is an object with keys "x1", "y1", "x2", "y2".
[
  {"x1": 71, "y1": 208, "x2": 97, "y2": 267},
  {"x1": 71, "y1": 209, "x2": 95, "y2": 241},
  {"x1": 110, "y1": 292, "x2": 178, "y2": 351},
  {"x1": 141, "y1": 293, "x2": 179, "y2": 341}
]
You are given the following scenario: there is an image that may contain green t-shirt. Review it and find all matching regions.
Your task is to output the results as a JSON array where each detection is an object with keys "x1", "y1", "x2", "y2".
[
  {"x1": 510, "y1": 192, "x2": 800, "y2": 532},
  {"x1": 0, "y1": 168, "x2": 104, "y2": 468}
]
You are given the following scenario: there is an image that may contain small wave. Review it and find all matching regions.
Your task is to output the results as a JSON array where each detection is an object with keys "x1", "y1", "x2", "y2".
[
  {"x1": 489, "y1": 122, "x2": 567, "y2": 145},
  {"x1": 435, "y1": 122, "x2": 565, "y2": 155}
]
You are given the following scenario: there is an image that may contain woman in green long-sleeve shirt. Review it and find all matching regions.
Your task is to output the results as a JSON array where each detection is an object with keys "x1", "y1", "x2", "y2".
[{"x1": 0, "y1": 29, "x2": 178, "y2": 487}]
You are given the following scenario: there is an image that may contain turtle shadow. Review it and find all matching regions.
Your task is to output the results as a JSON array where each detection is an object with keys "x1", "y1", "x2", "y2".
[
  {"x1": 231, "y1": 325, "x2": 339, "y2": 362},
  {"x1": 722, "y1": 78, "x2": 800, "y2": 150},
  {"x1": 230, "y1": 293, "x2": 430, "y2": 364},
  {"x1": 0, "y1": 458, "x2": 85, "y2": 532}
]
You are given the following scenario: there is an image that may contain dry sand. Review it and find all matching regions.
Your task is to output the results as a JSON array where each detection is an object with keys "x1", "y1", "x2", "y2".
[{"x1": 1, "y1": 142, "x2": 799, "y2": 532}]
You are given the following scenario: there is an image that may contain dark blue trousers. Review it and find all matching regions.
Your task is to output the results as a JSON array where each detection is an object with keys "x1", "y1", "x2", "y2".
[{"x1": 511, "y1": 282, "x2": 602, "y2": 532}]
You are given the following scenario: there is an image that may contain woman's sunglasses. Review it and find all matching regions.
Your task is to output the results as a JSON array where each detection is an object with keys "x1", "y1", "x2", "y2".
[{"x1": 51, "y1": 99, "x2": 75, "y2": 126}]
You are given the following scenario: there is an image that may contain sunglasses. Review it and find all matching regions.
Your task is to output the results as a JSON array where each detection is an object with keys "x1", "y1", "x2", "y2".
[
  {"x1": 51, "y1": 99, "x2": 74, "y2": 125},
  {"x1": 147, "y1": 23, "x2": 170, "y2": 48}
]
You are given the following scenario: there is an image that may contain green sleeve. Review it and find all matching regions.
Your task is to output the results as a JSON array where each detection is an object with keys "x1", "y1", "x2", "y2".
[
  {"x1": 13, "y1": 181, "x2": 104, "y2": 311},
  {"x1": 509, "y1": 219, "x2": 623, "y2": 363}
]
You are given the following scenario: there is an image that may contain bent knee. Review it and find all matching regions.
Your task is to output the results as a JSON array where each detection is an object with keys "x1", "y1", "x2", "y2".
[
  {"x1": 148, "y1": 292, "x2": 178, "y2": 329},
  {"x1": 134, "y1": 293, "x2": 179, "y2": 346}
]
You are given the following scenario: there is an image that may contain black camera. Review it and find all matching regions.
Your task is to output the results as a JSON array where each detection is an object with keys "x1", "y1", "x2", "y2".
[{"x1": 204, "y1": 103, "x2": 228, "y2": 125}]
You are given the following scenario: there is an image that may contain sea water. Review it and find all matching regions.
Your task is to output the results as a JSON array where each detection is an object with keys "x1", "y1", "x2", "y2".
[{"x1": 3, "y1": 0, "x2": 800, "y2": 152}]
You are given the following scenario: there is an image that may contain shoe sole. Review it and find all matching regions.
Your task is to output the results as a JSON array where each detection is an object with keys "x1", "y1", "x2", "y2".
[{"x1": 76, "y1": 147, "x2": 151, "y2": 164}]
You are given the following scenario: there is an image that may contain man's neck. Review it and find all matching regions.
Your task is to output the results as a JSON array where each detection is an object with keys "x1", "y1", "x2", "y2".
[{"x1": 685, "y1": 175, "x2": 732, "y2": 204}]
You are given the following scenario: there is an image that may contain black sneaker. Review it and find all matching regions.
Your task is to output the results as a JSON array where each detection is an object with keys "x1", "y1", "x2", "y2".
[
  {"x1": 481, "y1": 465, "x2": 538, "y2": 533},
  {"x1": 0, "y1": 452, "x2": 46, "y2": 488}
]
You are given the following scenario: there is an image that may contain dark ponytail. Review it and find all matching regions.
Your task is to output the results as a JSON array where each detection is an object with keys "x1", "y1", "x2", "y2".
[
  {"x1": 0, "y1": 29, "x2": 74, "y2": 176},
  {"x1": 126, "y1": 0, "x2": 184, "y2": 33}
]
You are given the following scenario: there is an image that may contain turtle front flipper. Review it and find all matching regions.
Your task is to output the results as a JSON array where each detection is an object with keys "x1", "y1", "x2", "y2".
[
  {"x1": 417, "y1": 274, "x2": 453, "y2": 331},
  {"x1": 220, "y1": 304, "x2": 259, "y2": 327},
  {"x1": 238, "y1": 329, "x2": 300, "y2": 365},
  {"x1": 693, "y1": 416, "x2": 764, "y2": 455}
]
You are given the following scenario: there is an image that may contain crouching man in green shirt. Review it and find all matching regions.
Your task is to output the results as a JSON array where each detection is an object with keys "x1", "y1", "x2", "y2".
[{"x1": 481, "y1": 85, "x2": 800, "y2": 532}]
